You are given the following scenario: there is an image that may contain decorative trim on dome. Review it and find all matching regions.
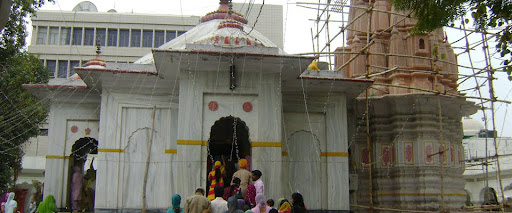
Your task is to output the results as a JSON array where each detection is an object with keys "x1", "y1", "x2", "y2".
[
  {"x1": 85, "y1": 58, "x2": 107, "y2": 68},
  {"x1": 86, "y1": 41, "x2": 107, "y2": 68},
  {"x1": 194, "y1": 35, "x2": 263, "y2": 48},
  {"x1": 218, "y1": 19, "x2": 243, "y2": 30}
]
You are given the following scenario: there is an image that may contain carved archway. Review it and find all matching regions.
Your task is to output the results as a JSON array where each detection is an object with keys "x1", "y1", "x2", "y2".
[
  {"x1": 67, "y1": 137, "x2": 98, "y2": 212},
  {"x1": 207, "y1": 116, "x2": 251, "y2": 188}
]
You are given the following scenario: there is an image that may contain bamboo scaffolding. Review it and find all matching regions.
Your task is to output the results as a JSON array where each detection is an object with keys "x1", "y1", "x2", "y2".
[
  {"x1": 297, "y1": 51, "x2": 507, "y2": 73},
  {"x1": 364, "y1": 1, "x2": 373, "y2": 211},
  {"x1": 482, "y1": 33, "x2": 507, "y2": 208},
  {"x1": 307, "y1": 0, "x2": 511, "y2": 212},
  {"x1": 367, "y1": 64, "x2": 490, "y2": 79},
  {"x1": 371, "y1": 83, "x2": 511, "y2": 104}
]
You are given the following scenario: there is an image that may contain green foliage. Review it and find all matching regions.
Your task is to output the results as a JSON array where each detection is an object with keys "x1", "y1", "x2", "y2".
[
  {"x1": 0, "y1": 0, "x2": 52, "y2": 191},
  {"x1": 391, "y1": 0, "x2": 512, "y2": 80},
  {"x1": 1, "y1": 0, "x2": 52, "y2": 55}
]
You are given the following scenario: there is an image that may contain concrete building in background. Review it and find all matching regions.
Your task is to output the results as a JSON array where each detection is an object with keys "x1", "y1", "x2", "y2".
[
  {"x1": 462, "y1": 117, "x2": 512, "y2": 206},
  {"x1": 27, "y1": 1, "x2": 283, "y2": 79}
]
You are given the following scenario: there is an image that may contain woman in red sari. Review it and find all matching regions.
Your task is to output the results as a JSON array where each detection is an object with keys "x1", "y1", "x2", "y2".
[{"x1": 207, "y1": 161, "x2": 224, "y2": 200}]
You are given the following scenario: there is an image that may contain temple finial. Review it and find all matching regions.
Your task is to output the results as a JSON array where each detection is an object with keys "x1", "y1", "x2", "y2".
[
  {"x1": 95, "y1": 37, "x2": 102, "y2": 57},
  {"x1": 228, "y1": 0, "x2": 233, "y2": 15}
]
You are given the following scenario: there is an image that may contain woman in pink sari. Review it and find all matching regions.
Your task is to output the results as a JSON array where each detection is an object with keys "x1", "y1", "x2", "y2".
[
  {"x1": 71, "y1": 166, "x2": 83, "y2": 212},
  {"x1": 250, "y1": 193, "x2": 271, "y2": 213}
]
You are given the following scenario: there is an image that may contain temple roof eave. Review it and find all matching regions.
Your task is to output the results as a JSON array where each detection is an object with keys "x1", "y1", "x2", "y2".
[{"x1": 22, "y1": 84, "x2": 101, "y2": 104}]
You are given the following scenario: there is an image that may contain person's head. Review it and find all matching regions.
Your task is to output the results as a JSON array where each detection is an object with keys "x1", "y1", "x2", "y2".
[
  {"x1": 214, "y1": 186, "x2": 224, "y2": 198},
  {"x1": 195, "y1": 188, "x2": 206, "y2": 196},
  {"x1": 269, "y1": 209, "x2": 278, "y2": 213},
  {"x1": 277, "y1": 200, "x2": 291, "y2": 212},
  {"x1": 232, "y1": 177, "x2": 241, "y2": 187},
  {"x1": 255, "y1": 193, "x2": 266, "y2": 208},
  {"x1": 238, "y1": 159, "x2": 248, "y2": 169},
  {"x1": 291, "y1": 192, "x2": 305, "y2": 208},
  {"x1": 7, "y1": 192, "x2": 14, "y2": 201},
  {"x1": 214, "y1": 161, "x2": 222, "y2": 181},
  {"x1": 227, "y1": 196, "x2": 240, "y2": 212},
  {"x1": 45, "y1": 195, "x2": 55, "y2": 203},
  {"x1": 266, "y1": 199, "x2": 274, "y2": 207},
  {"x1": 171, "y1": 194, "x2": 181, "y2": 209},
  {"x1": 251, "y1": 170, "x2": 262, "y2": 181},
  {"x1": 38, "y1": 195, "x2": 57, "y2": 213}
]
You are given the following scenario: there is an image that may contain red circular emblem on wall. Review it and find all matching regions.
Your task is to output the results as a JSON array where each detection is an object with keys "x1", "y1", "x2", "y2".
[
  {"x1": 71, "y1": 126, "x2": 78, "y2": 133},
  {"x1": 242, "y1": 102, "x2": 253, "y2": 112},
  {"x1": 208, "y1": 101, "x2": 219, "y2": 111}
]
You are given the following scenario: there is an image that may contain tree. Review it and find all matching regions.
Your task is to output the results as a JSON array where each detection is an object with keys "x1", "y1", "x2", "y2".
[
  {"x1": 391, "y1": 0, "x2": 512, "y2": 79},
  {"x1": 0, "y1": 0, "x2": 52, "y2": 192}
]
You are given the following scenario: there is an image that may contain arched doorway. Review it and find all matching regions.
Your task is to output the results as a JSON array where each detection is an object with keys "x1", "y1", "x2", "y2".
[
  {"x1": 481, "y1": 187, "x2": 499, "y2": 206},
  {"x1": 207, "y1": 116, "x2": 251, "y2": 191},
  {"x1": 68, "y1": 137, "x2": 98, "y2": 212}
]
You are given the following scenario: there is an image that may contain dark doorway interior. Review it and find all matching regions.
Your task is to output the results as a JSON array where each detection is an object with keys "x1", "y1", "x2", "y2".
[
  {"x1": 66, "y1": 137, "x2": 98, "y2": 212},
  {"x1": 207, "y1": 116, "x2": 251, "y2": 189}
]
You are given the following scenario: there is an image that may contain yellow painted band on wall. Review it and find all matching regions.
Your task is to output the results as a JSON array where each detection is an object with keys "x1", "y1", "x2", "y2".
[
  {"x1": 97, "y1": 148, "x2": 124, "y2": 153},
  {"x1": 46, "y1": 155, "x2": 70, "y2": 159},
  {"x1": 282, "y1": 151, "x2": 288, "y2": 156},
  {"x1": 360, "y1": 193, "x2": 466, "y2": 197},
  {"x1": 165, "y1": 149, "x2": 177, "y2": 154},
  {"x1": 177, "y1": 140, "x2": 205, "y2": 145},
  {"x1": 320, "y1": 152, "x2": 349, "y2": 157},
  {"x1": 177, "y1": 140, "x2": 283, "y2": 147},
  {"x1": 251, "y1": 142, "x2": 282, "y2": 147}
]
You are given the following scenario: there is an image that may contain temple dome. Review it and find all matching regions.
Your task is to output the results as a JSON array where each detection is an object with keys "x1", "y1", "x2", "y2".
[
  {"x1": 135, "y1": 0, "x2": 282, "y2": 64},
  {"x1": 462, "y1": 117, "x2": 484, "y2": 136}
]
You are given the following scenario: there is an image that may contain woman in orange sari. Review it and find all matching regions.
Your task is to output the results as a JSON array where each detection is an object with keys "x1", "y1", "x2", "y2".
[{"x1": 208, "y1": 161, "x2": 224, "y2": 200}]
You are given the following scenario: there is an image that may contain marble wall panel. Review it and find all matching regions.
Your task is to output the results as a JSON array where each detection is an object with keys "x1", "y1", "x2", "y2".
[{"x1": 45, "y1": 103, "x2": 100, "y2": 208}]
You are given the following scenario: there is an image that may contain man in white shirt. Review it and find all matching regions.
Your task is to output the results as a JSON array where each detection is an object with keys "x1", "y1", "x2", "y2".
[
  {"x1": 252, "y1": 170, "x2": 264, "y2": 195},
  {"x1": 210, "y1": 186, "x2": 228, "y2": 213}
]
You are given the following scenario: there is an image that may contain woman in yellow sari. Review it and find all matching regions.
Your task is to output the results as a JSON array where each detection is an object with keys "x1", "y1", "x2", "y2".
[
  {"x1": 208, "y1": 161, "x2": 224, "y2": 200},
  {"x1": 276, "y1": 198, "x2": 291, "y2": 213}
]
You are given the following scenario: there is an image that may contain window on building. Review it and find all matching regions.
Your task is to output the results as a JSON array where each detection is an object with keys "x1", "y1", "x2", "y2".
[
  {"x1": 154, "y1": 30, "x2": 165, "y2": 47},
  {"x1": 57, "y1": 60, "x2": 68, "y2": 78},
  {"x1": 419, "y1": 39, "x2": 425, "y2": 49},
  {"x1": 72, "y1": 27, "x2": 83, "y2": 45},
  {"x1": 119, "y1": 29, "x2": 129, "y2": 47},
  {"x1": 49, "y1": 27, "x2": 59, "y2": 45},
  {"x1": 36, "y1": 26, "x2": 48, "y2": 44},
  {"x1": 177, "y1": 31, "x2": 186, "y2": 37},
  {"x1": 39, "y1": 129, "x2": 49, "y2": 136},
  {"x1": 131, "y1": 29, "x2": 141, "y2": 47},
  {"x1": 108, "y1": 29, "x2": 118, "y2": 47},
  {"x1": 84, "y1": 28, "x2": 95, "y2": 46},
  {"x1": 96, "y1": 28, "x2": 106, "y2": 46},
  {"x1": 166, "y1": 30, "x2": 176, "y2": 42},
  {"x1": 142, "y1": 30, "x2": 153, "y2": 48},
  {"x1": 46, "y1": 60, "x2": 57, "y2": 78},
  {"x1": 60, "y1": 27, "x2": 71, "y2": 45},
  {"x1": 70, "y1": 60, "x2": 80, "y2": 76}
]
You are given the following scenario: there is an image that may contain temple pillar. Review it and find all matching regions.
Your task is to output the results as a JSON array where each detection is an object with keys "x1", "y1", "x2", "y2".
[
  {"x1": 253, "y1": 73, "x2": 282, "y2": 200},
  {"x1": 325, "y1": 96, "x2": 350, "y2": 210}
]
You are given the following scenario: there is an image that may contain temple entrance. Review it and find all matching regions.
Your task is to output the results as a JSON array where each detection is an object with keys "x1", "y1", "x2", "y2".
[
  {"x1": 67, "y1": 137, "x2": 98, "y2": 212},
  {"x1": 206, "y1": 116, "x2": 251, "y2": 194}
]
